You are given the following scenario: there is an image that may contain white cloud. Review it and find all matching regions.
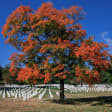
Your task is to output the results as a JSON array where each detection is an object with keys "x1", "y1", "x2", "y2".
[
  {"x1": 101, "y1": 32, "x2": 112, "y2": 54},
  {"x1": 101, "y1": 32, "x2": 109, "y2": 39}
]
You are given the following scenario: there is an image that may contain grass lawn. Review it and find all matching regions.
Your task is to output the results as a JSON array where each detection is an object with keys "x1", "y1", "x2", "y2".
[{"x1": 0, "y1": 89, "x2": 112, "y2": 112}]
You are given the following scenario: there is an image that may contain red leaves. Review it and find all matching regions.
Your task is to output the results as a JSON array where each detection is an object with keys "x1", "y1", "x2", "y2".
[
  {"x1": 39, "y1": 44, "x2": 49, "y2": 53},
  {"x1": 2, "y1": 5, "x2": 32, "y2": 38},
  {"x1": 9, "y1": 62, "x2": 17, "y2": 76},
  {"x1": 57, "y1": 38, "x2": 73, "y2": 49},
  {"x1": 44, "y1": 73, "x2": 51, "y2": 83},
  {"x1": 17, "y1": 65, "x2": 44, "y2": 84},
  {"x1": 23, "y1": 40, "x2": 38, "y2": 52},
  {"x1": 75, "y1": 66, "x2": 100, "y2": 84},
  {"x1": 75, "y1": 40, "x2": 110, "y2": 70},
  {"x1": 75, "y1": 29, "x2": 86, "y2": 39},
  {"x1": 39, "y1": 39, "x2": 73, "y2": 54},
  {"x1": 55, "y1": 71, "x2": 68, "y2": 79},
  {"x1": 2, "y1": 2, "x2": 112, "y2": 85},
  {"x1": 36, "y1": 2, "x2": 54, "y2": 17},
  {"x1": 9, "y1": 53, "x2": 24, "y2": 76},
  {"x1": 34, "y1": 2, "x2": 83, "y2": 28},
  {"x1": 17, "y1": 66, "x2": 52, "y2": 84}
]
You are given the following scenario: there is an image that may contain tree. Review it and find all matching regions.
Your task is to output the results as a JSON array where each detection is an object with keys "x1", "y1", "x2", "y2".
[
  {"x1": 2, "y1": 2, "x2": 111, "y2": 100},
  {"x1": 0, "y1": 65, "x2": 3, "y2": 81},
  {"x1": 2, "y1": 64, "x2": 16, "y2": 84},
  {"x1": 101, "y1": 67, "x2": 112, "y2": 85}
]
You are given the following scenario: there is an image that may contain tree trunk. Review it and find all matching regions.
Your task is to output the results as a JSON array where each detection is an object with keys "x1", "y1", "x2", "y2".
[{"x1": 60, "y1": 79, "x2": 64, "y2": 101}]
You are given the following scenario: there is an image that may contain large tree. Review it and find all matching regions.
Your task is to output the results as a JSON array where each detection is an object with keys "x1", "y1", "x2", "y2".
[{"x1": 2, "y1": 2, "x2": 111, "y2": 100}]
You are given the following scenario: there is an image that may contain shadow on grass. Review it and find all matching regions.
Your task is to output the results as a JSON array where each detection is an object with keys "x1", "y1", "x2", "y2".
[{"x1": 47, "y1": 96, "x2": 112, "y2": 106}]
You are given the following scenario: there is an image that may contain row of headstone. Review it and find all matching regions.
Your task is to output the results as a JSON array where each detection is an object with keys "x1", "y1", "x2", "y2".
[
  {"x1": 64, "y1": 85, "x2": 112, "y2": 93},
  {"x1": 0, "y1": 87, "x2": 59, "y2": 101},
  {"x1": 2, "y1": 84, "x2": 112, "y2": 88},
  {"x1": 0, "y1": 84, "x2": 112, "y2": 101}
]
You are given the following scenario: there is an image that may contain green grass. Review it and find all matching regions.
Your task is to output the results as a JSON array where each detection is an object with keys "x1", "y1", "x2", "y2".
[{"x1": 0, "y1": 90, "x2": 112, "y2": 112}]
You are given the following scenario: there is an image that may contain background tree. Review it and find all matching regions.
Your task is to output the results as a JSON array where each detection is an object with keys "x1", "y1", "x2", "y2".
[
  {"x1": 101, "y1": 67, "x2": 112, "y2": 85},
  {"x1": 1, "y1": 64, "x2": 17, "y2": 84},
  {"x1": 0, "y1": 65, "x2": 2, "y2": 81},
  {"x1": 2, "y1": 2, "x2": 111, "y2": 100}
]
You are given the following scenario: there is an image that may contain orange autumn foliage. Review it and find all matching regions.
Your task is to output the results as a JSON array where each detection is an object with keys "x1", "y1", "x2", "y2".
[
  {"x1": 16, "y1": 66, "x2": 44, "y2": 84},
  {"x1": 75, "y1": 66, "x2": 100, "y2": 84},
  {"x1": 2, "y1": 2, "x2": 112, "y2": 85},
  {"x1": 74, "y1": 38, "x2": 110, "y2": 70}
]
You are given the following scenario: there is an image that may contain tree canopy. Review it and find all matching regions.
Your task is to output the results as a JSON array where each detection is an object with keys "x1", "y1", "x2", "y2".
[{"x1": 2, "y1": 2, "x2": 112, "y2": 85}]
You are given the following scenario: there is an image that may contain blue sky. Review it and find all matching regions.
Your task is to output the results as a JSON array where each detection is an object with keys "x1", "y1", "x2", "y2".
[{"x1": 0, "y1": 0, "x2": 112, "y2": 67}]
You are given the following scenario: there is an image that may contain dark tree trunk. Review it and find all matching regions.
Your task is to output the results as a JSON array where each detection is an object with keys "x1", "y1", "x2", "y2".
[{"x1": 60, "y1": 79, "x2": 64, "y2": 101}]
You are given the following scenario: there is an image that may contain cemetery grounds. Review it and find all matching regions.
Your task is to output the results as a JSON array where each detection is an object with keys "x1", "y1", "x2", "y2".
[{"x1": 0, "y1": 84, "x2": 112, "y2": 112}]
